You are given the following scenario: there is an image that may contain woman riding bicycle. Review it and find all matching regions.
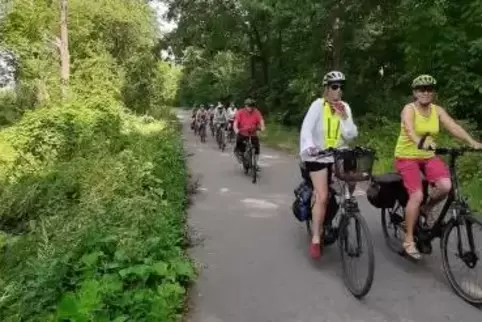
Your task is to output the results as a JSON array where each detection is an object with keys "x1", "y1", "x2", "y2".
[
  {"x1": 394, "y1": 74, "x2": 482, "y2": 259},
  {"x1": 299, "y1": 71, "x2": 358, "y2": 260}
]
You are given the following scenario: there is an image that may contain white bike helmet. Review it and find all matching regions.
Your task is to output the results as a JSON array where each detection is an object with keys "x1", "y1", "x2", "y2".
[{"x1": 323, "y1": 71, "x2": 346, "y2": 86}]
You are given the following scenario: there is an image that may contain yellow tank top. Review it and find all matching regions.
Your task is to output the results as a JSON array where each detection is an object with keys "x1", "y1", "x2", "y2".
[
  {"x1": 323, "y1": 101, "x2": 342, "y2": 148},
  {"x1": 394, "y1": 103, "x2": 439, "y2": 159}
]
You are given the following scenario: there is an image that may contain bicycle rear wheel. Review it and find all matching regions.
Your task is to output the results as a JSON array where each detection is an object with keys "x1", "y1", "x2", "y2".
[
  {"x1": 381, "y1": 207, "x2": 405, "y2": 255},
  {"x1": 441, "y1": 214, "x2": 482, "y2": 305},
  {"x1": 338, "y1": 210, "x2": 375, "y2": 298}
]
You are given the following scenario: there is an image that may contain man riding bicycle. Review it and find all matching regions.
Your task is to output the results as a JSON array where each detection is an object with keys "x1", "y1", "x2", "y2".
[
  {"x1": 196, "y1": 104, "x2": 209, "y2": 134},
  {"x1": 207, "y1": 104, "x2": 215, "y2": 135},
  {"x1": 213, "y1": 103, "x2": 228, "y2": 139},
  {"x1": 299, "y1": 71, "x2": 358, "y2": 260},
  {"x1": 226, "y1": 102, "x2": 237, "y2": 130},
  {"x1": 233, "y1": 98, "x2": 265, "y2": 166},
  {"x1": 394, "y1": 74, "x2": 482, "y2": 259},
  {"x1": 191, "y1": 104, "x2": 198, "y2": 131}
]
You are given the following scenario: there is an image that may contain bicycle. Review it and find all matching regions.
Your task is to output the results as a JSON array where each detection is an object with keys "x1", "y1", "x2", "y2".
[
  {"x1": 227, "y1": 119, "x2": 235, "y2": 143},
  {"x1": 198, "y1": 119, "x2": 207, "y2": 143},
  {"x1": 297, "y1": 146, "x2": 376, "y2": 298},
  {"x1": 368, "y1": 138, "x2": 482, "y2": 304},
  {"x1": 209, "y1": 117, "x2": 215, "y2": 137},
  {"x1": 235, "y1": 128, "x2": 260, "y2": 184},
  {"x1": 215, "y1": 122, "x2": 227, "y2": 151}
]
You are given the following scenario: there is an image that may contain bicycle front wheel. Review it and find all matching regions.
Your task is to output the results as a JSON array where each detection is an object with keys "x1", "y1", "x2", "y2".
[
  {"x1": 338, "y1": 210, "x2": 375, "y2": 298},
  {"x1": 201, "y1": 126, "x2": 206, "y2": 142},
  {"x1": 441, "y1": 214, "x2": 482, "y2": 305},
  {"x1": 251, "y1": 149, "x2": 257, "y2": 183}
]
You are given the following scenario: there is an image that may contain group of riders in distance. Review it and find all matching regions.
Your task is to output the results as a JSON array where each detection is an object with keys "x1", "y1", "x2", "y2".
[
  {"x1": 189, "y1": 71, "x2": 482, "y2": 303},
  {"x1": 191, "y1": 99, "x2": 265, "y2": 180}
]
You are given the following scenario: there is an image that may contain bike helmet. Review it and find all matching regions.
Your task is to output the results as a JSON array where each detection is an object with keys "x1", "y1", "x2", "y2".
[
  {"x1": 323, "y1": 71, "x2": 346, "y2": 86},
  {"x1": 411, "y1": 74, "x2": 437, "y2": 88},
  {"x1": 244, "y1": 98, "x2": 255, "y2": 107}
]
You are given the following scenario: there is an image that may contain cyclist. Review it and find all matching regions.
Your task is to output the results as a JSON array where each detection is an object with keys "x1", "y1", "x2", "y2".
[
  {"x1": 208, "y1": 104, "x2": 215, "y2": 136},
  {"x1": 394, "y1": 74, "x2": 482, "y2": 259},
  {"x1": 226, "y1": 103, "x2": 238, "y2": 141},
  {"x1": 299, "y1": 71, "x2": 358, "y2": 260},
  {"x1": 227, "y1": 103, "x2": 237, "y2": 125},
  {"x1": 196, "y1": 104, "x2": 209, "y2": 136},
  {"x1": 233, "y1": 98, "x2": 265, "y2": 167},
  {"x1": 213, "y1": 103, "x2": 228, "y2": 138},
  {"x1": 191, "y1": 104, "x2": 198, "y2": 131}
]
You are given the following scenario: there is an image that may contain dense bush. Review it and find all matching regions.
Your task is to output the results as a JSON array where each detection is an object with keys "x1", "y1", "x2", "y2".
[
  {"x1": 0, "y1": 111, "x2": 194, "y2": 321},
  {"x1": 0, "y1": 0, "x2": 193, "y2": 321}
]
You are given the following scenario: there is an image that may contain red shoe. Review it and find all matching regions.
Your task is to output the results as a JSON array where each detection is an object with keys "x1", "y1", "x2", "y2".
[{"x1": 310, "y1": 242, "x2": 322, "y2": 260}]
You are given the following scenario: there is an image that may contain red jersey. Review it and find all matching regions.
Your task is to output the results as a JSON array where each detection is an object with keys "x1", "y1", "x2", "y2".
[{"x1": 234, "y1": 108, "x2": 263, "y2": 136}]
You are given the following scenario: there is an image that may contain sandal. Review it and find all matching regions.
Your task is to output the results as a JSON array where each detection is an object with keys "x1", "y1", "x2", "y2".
[{"x1": 403, "y1": 241, "x2": 421, "y2": 260}]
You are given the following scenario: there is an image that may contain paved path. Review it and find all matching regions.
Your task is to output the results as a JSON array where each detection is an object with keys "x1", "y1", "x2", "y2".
[{"x1": 178, "y1": 110, "x2": 481, "y2": 322}]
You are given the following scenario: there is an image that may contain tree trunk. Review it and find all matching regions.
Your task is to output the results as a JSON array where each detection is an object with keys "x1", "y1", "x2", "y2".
[
  {"x1": 332, "y1": 16, "x2": 341, "y2": 70},
  {"x1": 59, "y1": 0, "x2": 70, "y2": 98}
]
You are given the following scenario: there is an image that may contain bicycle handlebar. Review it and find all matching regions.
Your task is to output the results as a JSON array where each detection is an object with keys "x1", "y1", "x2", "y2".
[
  {"x1": 427, "y1": 147, "x2": 481, "y2": 155},
  {"x1": 418, "y1": 133, "x2": 482, "y2": 156},
  {"x1": 308, "y1": 146, "x2": 374, "y2": 158}
]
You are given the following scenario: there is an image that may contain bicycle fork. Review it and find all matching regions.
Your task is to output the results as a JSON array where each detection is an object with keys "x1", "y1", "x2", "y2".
[{"x1": 340, "y1": 184, "x2": 363, "y2": 257}]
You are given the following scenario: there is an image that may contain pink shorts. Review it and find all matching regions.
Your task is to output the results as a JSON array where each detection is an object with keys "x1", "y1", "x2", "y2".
[{"x1": 395, "y1": 157, "x2": 450, "y2": 195}]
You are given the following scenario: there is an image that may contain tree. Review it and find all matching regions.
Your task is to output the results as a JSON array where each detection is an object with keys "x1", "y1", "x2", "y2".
[
  {"x1": 163, "y1": 0, "x2": 482, "y2": 125},
  {"x1": 59, "y1": 0, "x2": 70, "y2": 98}
]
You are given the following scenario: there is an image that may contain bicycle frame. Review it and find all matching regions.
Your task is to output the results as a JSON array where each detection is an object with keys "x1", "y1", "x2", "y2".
[
  {"x1": 198, "y1": 120, "x2": 207, "y2": 139},
  {"x1": 243, "y1": 136, "x2": 255, "y2": 165},
  {"x1": 215, "y1": 123, "x2": 227, "y2": 149},
  {"x1": 309, "y1": 150, "x2": 366, "y2": 227},
  {"x1": 390, "y1": 149, "x2": 472, "y2": 242}
]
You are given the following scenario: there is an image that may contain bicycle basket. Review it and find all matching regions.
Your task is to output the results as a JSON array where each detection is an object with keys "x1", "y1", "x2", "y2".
[{"x1": 333, "y1": 148, "x2": 375, "y2": 182}]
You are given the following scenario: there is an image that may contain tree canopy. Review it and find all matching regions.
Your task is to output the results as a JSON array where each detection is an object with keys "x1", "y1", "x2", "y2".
[{"x1": 163, "y1": 0, "x2": 482, "y2": 125}]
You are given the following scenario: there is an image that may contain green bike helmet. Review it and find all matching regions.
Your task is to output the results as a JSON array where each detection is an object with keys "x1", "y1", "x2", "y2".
[
  {"x1": 411, "y1": 74, "x2": 437, "y2": 89},
  {"x1": 244, "y1": 98, "x2": 256, "y2": 107}
]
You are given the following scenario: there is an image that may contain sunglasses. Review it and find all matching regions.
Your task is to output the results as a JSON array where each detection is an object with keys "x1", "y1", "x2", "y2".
[
  {"x1": 415, "y1": 86, "x2": 435, "y2": 93},
  {"x1": 329, "y1": 84, "x2": 344, "y2": 91}
]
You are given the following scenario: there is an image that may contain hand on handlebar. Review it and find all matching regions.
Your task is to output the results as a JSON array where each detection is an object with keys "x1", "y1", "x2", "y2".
[
  {"x1": 418, "y1": 133, "x2": 437, "y2": 151},
  {"x1": 470, "y1": 141, "x2": 482, "y2": 150},
  {"x1": 308, "y1": 147, "x2": 320, "y2": 156}
]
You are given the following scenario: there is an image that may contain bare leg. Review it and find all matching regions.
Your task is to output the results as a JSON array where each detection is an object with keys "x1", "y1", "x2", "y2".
[
  {"x1": 310, "y1": 169, "x2": 329, "y2": 244},
  {"x1": 423, "y1": 178, "x2": 451, "y2": 226},
  {"x1": 404, "y1": 190, "x2": 423, "y2": 259}
]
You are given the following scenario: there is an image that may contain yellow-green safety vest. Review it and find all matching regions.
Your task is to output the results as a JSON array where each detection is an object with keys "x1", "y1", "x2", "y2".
[{"x1": 323, "y1": 100, "x2": 342, "y2": 148}]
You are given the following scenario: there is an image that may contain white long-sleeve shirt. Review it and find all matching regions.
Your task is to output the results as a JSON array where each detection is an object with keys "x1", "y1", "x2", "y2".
[{"x1": 299, "y1": 98, "x2": 358, "y2": 162}]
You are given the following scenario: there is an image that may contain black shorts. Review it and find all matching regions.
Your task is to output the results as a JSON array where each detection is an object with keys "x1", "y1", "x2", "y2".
[
  {"x1": 235, "y1": 134, "x2": 260, "y2": 155},
  {"x1": 302, "y1": 162, "x2": 333, "y2": 185},
  {"x1": 215, "y1": 122, "x2": 226, "y2": 129}
]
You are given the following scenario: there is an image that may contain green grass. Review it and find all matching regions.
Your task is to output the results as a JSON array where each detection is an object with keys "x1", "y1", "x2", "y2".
[
  {"x1": 261, "y1": 118, "x2": 482, "y2": 211},
  {"x1": 259, "y1": 122, "x2": 299, "y2": 155}
]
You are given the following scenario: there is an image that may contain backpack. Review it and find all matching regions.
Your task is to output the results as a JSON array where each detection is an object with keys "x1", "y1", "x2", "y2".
[
  {"x1": 292, "y1": 180, "x2": 313, "y2": 222},
  {"x1": 292, "y1": 180, "x2": 339, "y2": 223}
]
